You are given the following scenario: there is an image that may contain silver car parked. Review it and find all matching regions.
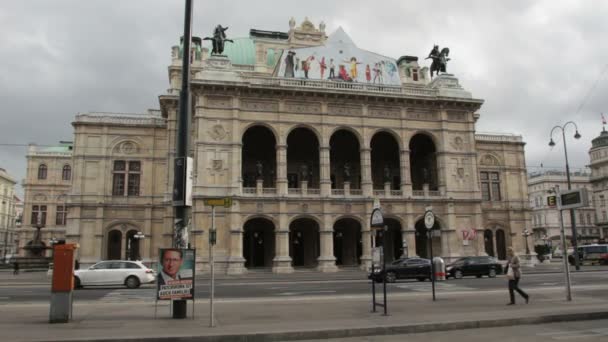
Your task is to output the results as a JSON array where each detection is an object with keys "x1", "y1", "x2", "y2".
[{"x1": 74, "y1": 260, "x2": 155, "y2": 289}]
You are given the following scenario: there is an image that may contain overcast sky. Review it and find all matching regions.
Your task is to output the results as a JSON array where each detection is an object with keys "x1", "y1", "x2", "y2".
[{"x1": 2, "y1": 0, "x2": 607, "y2": 196}]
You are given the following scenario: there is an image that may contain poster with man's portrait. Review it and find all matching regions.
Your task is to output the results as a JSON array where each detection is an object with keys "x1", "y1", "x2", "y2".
[{"x1": 156, "y1": 248, "x2": 195, "y2": 300}]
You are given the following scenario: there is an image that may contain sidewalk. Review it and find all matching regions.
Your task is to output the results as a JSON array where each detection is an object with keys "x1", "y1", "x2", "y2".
[{"x1": 2, "y1": 285, "x2": 608, "y2": 341}]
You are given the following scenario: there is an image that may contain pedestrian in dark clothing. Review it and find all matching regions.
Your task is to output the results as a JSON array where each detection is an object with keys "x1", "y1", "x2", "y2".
[
  {"x1": 13, "y1": 262, "x2": 19, "y2": 275},
  {"x1": 506, "y1": 247, "x2": 529, "y2": 305},
  {"x1": 74, "y1": 259, "x2": 80, "y2": 270}
]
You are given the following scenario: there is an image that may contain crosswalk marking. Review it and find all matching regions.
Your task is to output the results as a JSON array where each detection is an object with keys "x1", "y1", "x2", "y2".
[
  {"x1": 394, "y1": 282, "x2": 475, "y2": 292},
  {"x1": 538, "y1": 328, "x2": 608, "y2": 340}
]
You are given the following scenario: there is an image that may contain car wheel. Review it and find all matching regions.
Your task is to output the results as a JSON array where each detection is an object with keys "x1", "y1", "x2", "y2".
[
  {"x1": 488, "y1": 269, "x2": 497, "y2": 278},
  {"x1": 125, "y1": 276, "x2": 140, "y2": 289},
  {"x1": 454, "y1": 270, "x2": 463, "y2": 279},
  {"x1": 416, "y1": 277, "x2": 426, "y2": 282},
  {"x1": 385, "y1": 272, "x2": 397, "y2": 283},
  {"x1": 476, "y1": 275, "x2": 482, "y2": 278},
  {"x1": 74, "y1": 276, "x2": 82, "y2": 289}
]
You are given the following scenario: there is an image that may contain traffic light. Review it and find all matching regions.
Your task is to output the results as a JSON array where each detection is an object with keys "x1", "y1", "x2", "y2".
[{"x1": 547, "y1": 195, "x2": 557, "y2": 208}]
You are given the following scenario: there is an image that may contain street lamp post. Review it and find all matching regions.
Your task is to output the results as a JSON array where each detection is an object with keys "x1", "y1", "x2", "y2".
[
  {"x1": 522, "y1": 229, "x2": 531, "y2": 255},
  {"x1": 133, "y1": 231, "x2": 145, "y2": 261},
  {"x1": 549, "y1": 121, "x2": 582, "y2": 270}
]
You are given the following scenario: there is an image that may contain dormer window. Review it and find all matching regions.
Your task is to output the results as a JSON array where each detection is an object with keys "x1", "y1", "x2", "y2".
[{"x1": 412, "y1": 68, "x2": 419, "y2": 81}]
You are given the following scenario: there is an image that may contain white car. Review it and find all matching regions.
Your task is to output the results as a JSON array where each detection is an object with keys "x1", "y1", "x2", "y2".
[{"x1": 74, "y1": 260, "x2": 155, "y2": 289}]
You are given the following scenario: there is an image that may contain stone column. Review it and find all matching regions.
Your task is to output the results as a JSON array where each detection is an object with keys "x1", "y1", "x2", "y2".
[
  {"x1": 256, "y1": 179, "x2": 263, "y2": 196},
  {"x1": 276, "y1": 144, "x2": 288, "y2": 195},
  {"x1": 273, "y1": 210, "x2": 293, "y2": 273},
  {"x1": 226, "y1": 206, "x2": 246, "y2": 275},
  {"x1": 384, "y1": 182, "x2": 391, "y2": 197},
  {"x1": 360, "y1": 202, "x2": 373, "y2": 270},
  {"x1": 317, "y1": 217, "x2": 338, "y2": 272},
  {"x1": 360, "y1": 148, "x2": 372, "y2": 197},
  {"x1": 320, "y1": 146, "x2": 331, "y2": 196},
  {"x1": 404, "y1": 208, "x2": 416, "y2": 257},
  {"x1": 401, "y1": 149, "x2": 412, "y2": 197},
  {"x1": 301, "y1": 180, "x2": 308, "y2": 195}
]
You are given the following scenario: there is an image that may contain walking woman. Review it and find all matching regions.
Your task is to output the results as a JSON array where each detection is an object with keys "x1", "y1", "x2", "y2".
[{"x1": 506, "y1": 247, "x2": 529, "y2": 305}]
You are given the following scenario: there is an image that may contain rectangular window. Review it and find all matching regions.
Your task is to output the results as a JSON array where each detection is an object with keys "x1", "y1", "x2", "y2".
[
  {"x1": 480, "y1": 171, "x2": 501, "y2": 201},
  {"x1": 55, "y1": 205, "x2": 67, "y2": 226},
  {"x1": 481, "y1": 182, "x2": 490, "y2": 201},
  {"x1": 112, "y1": 160, "x2": 140, "y2": 196},
  {"x1": 31, "y1": 205, "x2": 47, "y2": 226}
]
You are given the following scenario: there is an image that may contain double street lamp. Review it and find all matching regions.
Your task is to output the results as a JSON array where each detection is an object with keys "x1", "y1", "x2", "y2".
[{"x1": 549, "y1": 121, "x2": 582, "y2": 270}]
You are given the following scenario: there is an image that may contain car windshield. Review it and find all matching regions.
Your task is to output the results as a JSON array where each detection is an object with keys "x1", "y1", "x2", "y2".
[{"x1": 451, "y1": 258, "x2": 466, "y2": 265}]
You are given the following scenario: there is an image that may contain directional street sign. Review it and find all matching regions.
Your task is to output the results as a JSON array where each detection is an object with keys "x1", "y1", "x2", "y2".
[{"x1": 203, "y1": 198, "x2": 233, "y2": 208}]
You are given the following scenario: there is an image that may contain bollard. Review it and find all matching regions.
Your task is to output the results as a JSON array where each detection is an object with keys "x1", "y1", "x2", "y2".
[{"x1": 433, "y1": 257, "x2": 446, "y2": 281}]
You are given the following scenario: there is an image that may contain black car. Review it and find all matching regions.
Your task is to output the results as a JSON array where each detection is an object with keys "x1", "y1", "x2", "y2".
[
  {"x1": 446, "y1": 256, "x2": 502, "y2": 279},
  {"x1": 368, "y1": 258, "x2": 431, "y2": 283}
]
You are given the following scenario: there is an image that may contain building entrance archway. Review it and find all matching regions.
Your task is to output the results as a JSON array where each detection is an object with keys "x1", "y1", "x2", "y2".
[
  {"x1": 333, "y1": 218, "x2": 362, "y2": 266},
  {"x1": 374, "y1": 218, "x2": 403, "y2": 262},
  {"x1": 496, "y1": 229, "x2": 507, "y2": 260},
  {"x1": 289, "y1": 218, "x2": 320, "y2": 267},
  {"x1": 415, "y1": 218, "x2": 441, "y2": 258},
  {"x1": 107, "y1": 230, "x2": 122, "y2": 260},
  {"x1": 243, "y1": 218, "x2": 275, "y2": 268},
  {"x1": 484, "y1": 229, "x2": 495, "y2": 257}
]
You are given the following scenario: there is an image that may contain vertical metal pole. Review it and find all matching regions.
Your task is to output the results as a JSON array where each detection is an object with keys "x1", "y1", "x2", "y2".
[
  {"x1": 562, "y1": 129, "x2": 580, "y2": 271},
  {"x1": 429, "y1": 230, "x2": 436, "y2": 301},
  {"x1": 210, "y1": 206, "x2": 215, "y2": 327},
  {"x1": 382, "y1": 226, "x2": 387, "y2": 315},
  {"x1": 371, "y1": 232, "x2": 376, "y2": 312},
  {"x1": 172, "y1": 0, "x2": 193, "y2": 319},
  {"x1": 558, "y1": 208, "x2": 572, "y2": 301}
]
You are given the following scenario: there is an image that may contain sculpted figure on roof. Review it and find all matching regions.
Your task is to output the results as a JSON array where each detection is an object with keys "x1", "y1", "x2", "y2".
[{"x1": 204, "y1": 25, "x2": 234, "y2": 55}]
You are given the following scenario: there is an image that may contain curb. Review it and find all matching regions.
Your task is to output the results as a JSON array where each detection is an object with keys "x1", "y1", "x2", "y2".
[{"x1": 39, "y1": 310, "x2": 608, "y2": 342}]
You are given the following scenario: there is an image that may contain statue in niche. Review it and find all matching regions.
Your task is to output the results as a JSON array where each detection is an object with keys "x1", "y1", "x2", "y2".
[
  {"x1": 300, "y1": 163, "x2": 309, "y2": 182},
  {"x1": 343, "y1": 162, "x2": 351, "y2": 182},
  {"x1": 203, "y1": 25, "x2": 233, "y2": 55},
  {"x1": 422, "y1": 167, "x2": 430, "y2": 184},
  {"x1": 256, "y1": 160, "x2": 263, "y2": 179},
  {"x1": 383, "y1": 165, "x2": 391, "y2": 183},
  {"x1": 426, "y1": 44, "x2": 450, "y2": 78}
]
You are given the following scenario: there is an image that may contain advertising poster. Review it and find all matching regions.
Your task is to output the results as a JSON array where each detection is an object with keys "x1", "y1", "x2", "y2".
[
  {"x1": 157, "y1": 248, "x2": 195, "y2": 300},
  {"x1": 276, "y1": 30, "x2": 401, "y2": 85}
]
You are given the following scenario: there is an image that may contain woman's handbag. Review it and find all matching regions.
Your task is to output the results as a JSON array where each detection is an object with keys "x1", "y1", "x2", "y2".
[{"x1": 506, "y1": 266, "x2": 515, "y2": 280}]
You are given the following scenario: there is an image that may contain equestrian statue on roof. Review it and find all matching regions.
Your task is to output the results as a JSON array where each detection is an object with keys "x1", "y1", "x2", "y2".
[{"x1": 426, "y1": 44, "x2": 450, "y2": 78}]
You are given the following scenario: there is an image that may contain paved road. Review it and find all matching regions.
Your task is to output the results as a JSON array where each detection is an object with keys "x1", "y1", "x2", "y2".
[
  {"x1": 295, "y1": 319, "x2": 608, "y2": 341},
  {"x1": 2, "y1": 271, "x2": 608, "y2": 303}
]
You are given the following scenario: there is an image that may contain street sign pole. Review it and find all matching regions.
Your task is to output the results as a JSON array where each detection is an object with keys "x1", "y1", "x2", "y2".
[
  {"x1": 558, "y1": 207, "x2": 572, "y2": 301},
  {"x1": 555, "y1": 186, "x2": 572, "y2": 301},
  {"x1": 382, "y1": 226, "x2": 388, "y2": 315},
  {"x1": 209, "y1": 205, "x2": 216, "y2": 327},
  {"x1": 424, "y1": 208, "x2": 436, "y2": 301}
]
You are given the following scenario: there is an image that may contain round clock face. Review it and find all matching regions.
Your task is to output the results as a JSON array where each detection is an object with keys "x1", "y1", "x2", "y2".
[{"x1": 424, "y1": 211, "x2": 435, "y2": 229}]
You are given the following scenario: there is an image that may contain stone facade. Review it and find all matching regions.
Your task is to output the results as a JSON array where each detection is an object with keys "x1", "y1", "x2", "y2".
[
  {"x1": 18, "y1": 142, "x2": 73, "y2": 257},
  {"x1": 44, "y1": 19, "x2": 531, "y2": 272},
  {"x1": 0, "y1": 168, "x2": 18, "y2": 260},
  {"x1": 527, "y1": 170, "x2": 598, "y2": 248},
  {"x1": 589, "y1": 128, "x2": 608, "y2": 240}
]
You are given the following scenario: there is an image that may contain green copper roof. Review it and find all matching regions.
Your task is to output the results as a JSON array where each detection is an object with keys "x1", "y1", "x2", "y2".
[
  {"x1": 40, "y1": 141, "x2": 73, "y2": 153},
  {"x1": 203, "y1": 37, "x2": 255, "y2": 66}
]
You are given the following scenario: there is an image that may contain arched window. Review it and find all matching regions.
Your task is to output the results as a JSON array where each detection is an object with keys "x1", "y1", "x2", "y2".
[
  {"x1": 62, "y1": 165, "x2": 71, "y2": 181},
  {"x1": 37, "y1": 164, "x2": 47, "y2": 180}
]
